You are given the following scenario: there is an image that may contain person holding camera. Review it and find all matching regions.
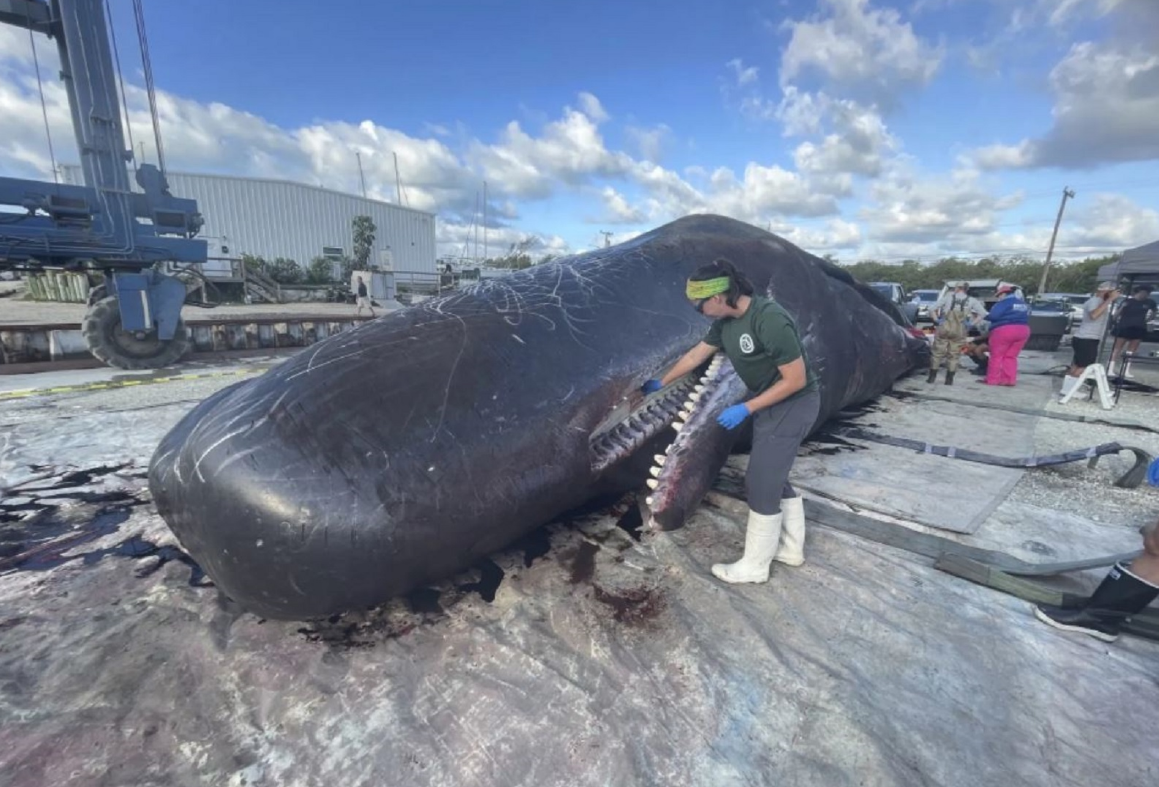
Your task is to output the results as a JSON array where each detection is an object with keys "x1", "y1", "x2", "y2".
[{"x1": 1059, "y1": 281, "x2": 1118, "y2": 399}]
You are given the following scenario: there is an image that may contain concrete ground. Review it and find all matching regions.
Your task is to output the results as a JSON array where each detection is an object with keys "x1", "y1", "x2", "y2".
[{"x1": 1, "y1": 339, "x2": 1157, "y2": 786}]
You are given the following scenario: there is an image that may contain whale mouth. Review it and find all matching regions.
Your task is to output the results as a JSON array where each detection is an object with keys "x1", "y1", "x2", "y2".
[
  {"x1": 588, "y1": 368, "x2": 701, "y2": 475},
  {"x1": 588, "y1": 354, "x2": 732, "y2": 484},
  {"x1": 644, "y1": 353, "x2": 747, "y2": 530}
]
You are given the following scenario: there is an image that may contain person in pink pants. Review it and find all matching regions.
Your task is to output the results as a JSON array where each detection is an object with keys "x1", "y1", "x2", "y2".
[{"x1": 982, "y1": 284, "x2": 1030, "y2": 386}]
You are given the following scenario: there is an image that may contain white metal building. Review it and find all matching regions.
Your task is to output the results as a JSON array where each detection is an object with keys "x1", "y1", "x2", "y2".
[{"x1": 60, "y1": 165, "x2": 438, "y2": 277}]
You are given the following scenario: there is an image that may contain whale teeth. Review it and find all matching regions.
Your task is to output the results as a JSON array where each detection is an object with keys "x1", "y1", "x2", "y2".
[
  {"x1": 678, "y1": 409, "x2": 691, "y2": 420},
  {"x1": 671, "y1": 422, "x2": 682, "y2": 432},
  {"x1": 698, "y1": 375, "x2": 709, "y2": 383},
  {"x1": 683, "y1": 398, "x2": 695, "y2": 408},
  {"x1": 653, "y1": 454, "x2": 666, "y2": 464},
  {"x1": 646, "y1": 478, "x2": 659, "y2": 489},
  {"x1": 645, "y1": 496, "x2": 653, "y2": 506},
  {"x1": 694, "y1": 384, "x2": 705, "y2": 392},
  {"x1": 649, "y1": 466, "x2": 662, "y2": 478}
]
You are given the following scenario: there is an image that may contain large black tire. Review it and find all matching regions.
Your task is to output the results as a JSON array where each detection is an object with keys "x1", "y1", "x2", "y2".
[{"x1": 82, "y1": 296, "x2": 190, "y2": 370}]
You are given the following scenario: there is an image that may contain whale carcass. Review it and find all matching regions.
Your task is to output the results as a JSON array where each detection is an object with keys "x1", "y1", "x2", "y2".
[{"x1": 148, "y1": 214, "x2": 929, "y2": 619}]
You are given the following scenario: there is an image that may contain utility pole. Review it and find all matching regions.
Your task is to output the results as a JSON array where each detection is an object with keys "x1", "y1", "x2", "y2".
[
  {"x1": 600, "y1": 230, "x2": 613, "y2": 248},
  {"x1": 393, "y1": 152, "x2": 403, "y2": 204},
  {"x1": 1037, "y1": 186, "x2": 1076, "y2": 295},
  {"x1": 356, "y1": 152, "x2": 367, "y2": 198}
]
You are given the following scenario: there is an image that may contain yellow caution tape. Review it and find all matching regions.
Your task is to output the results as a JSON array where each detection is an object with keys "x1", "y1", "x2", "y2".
[{"x1": 0, "y1": 367, "x2": 263, "y2": 401}]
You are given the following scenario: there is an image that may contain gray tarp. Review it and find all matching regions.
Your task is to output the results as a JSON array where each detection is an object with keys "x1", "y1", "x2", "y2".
[
  {"x1": 1098, "y1": 239, "x2": 1159, "y2": 280},
  {"x1": 2, "y1": 359, "x2": 1158, "y2": 787}
]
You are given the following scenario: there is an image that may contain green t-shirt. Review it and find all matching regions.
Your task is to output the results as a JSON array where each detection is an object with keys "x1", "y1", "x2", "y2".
[{"x1": 704, "y1": 295, "x2": 819, "y2": 400}]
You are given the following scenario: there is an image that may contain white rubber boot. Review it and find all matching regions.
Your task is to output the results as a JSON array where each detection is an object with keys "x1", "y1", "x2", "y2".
[
  {"x1": 1059, "y1": 374, "x2": 1078, "y2": 399},
  {"x1": 774, "y1": 496, "x2": 806, "y2": 566},
  {"x1": 711, "y1": 510, "x2": 782, "y2": 584}
]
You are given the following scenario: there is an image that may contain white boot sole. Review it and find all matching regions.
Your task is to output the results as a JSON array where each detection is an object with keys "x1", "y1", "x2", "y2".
[
  {"x1": 1033, "y1": 606, "x2": 1119, "y2": 642},
  {"x1": 711, "y1": 563, "x2": 770, "y2": 584}
]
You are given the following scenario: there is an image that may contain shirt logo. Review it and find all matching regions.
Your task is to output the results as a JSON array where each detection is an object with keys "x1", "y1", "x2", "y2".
[{"x1": 739, "y1": 333, "x2": 755, "y2": 354}]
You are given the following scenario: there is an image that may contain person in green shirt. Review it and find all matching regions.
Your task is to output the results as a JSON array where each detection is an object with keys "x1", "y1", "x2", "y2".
[{"x1": 643, "y1": 258, "x2": 821, "y2": 585}]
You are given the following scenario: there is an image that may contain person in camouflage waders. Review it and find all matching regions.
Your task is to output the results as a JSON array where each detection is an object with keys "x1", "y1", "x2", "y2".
[{"x1": 927, "y1": 282, "x2": 987, "y2": 385}]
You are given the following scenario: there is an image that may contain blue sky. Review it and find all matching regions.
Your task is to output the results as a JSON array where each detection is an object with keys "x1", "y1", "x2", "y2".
[{"x1": 3, "y1": 0, "x2": 1158, "y2": 262}]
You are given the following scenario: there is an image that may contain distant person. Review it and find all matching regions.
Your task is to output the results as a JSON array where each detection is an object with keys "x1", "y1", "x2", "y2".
[
  {"x1": 1109, "y1": 284, "x2": 1157, "y2": 377},
  {"x1": 354, "y1": 275, "x2": 376, "y2": 317},
  {"x1": 981, "y1": 284, "x2": 1030, "y2": 386},
  {"x1": 963, "y1": 332, "x2": 990, "y2": 376},
  {"x1": 1059, "y1": 281, "x2": 1117, "y2": 399},
  {"x1": 927, "y1": 281, "x2": 987, "y2": 385}
]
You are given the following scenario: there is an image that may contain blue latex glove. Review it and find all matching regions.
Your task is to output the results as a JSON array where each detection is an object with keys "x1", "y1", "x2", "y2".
[
  {"x1": 641, "y1": 379, "x2": 663, "y2": 395},
  {"x1": 1148, "y1": 456, "x2": 1159, "y2": 487},
  {"x1": 717, "y1": 403, "x2": 751, "y2": 430}
]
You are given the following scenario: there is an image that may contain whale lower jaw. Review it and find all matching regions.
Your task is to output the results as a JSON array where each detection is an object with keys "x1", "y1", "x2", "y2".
[{"x1": 588, "y1": 353, "x2": 730, "y2": 479}]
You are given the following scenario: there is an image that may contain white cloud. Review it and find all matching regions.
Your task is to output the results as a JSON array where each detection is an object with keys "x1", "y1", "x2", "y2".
[
  {"x1": 1062, "y1": 193, "x2": 1159, "y2": 249},
  {"x1": 778, "y1": 0, "x2": 943, "y2": 106},
  {"x1": 791, "y1": 96, "x2": 897, "y2": 178},
  {"x1": 773, "y1": 85, "x2": 829, "y2": 136},
  {"x1": 467, "y1": 102, "x2": 632, "y2": 200},
  {"x1": 771, "y1": 218, "x2": 863, "y2": 251},
  {"x1": 858, "y1": 166, "x2": 1023, "y2": 244},
  {"x1": 599, "y1": 186, "x2": 646, "y2": 224},
  {"x1": 727, "y1": 58, "x2": 760, "y2": 86},
  {"x1": 1046, "y1": 0, "x2": 1125, "y2": 28},
  {"x1": 624, "y1": 123, "x2": 671, "y2": 163},
  {"x1": 577, "y1": 92, "x2": 609, "y2": 123},
  {"x1": 972, "y1": 40, "x2": 1159, "y2": 169}
]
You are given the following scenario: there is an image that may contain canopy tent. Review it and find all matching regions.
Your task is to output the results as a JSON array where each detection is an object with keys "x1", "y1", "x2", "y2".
[{"x1": 1098, "y1": 239, "x2": 1159, "y2": 280}]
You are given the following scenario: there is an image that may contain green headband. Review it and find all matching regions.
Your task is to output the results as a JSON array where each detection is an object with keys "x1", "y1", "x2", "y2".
[{"x1": 686, "y1": 276, "x2": 730, "y2": 300}]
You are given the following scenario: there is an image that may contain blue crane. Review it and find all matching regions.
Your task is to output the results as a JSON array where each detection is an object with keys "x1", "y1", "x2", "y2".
[{"x1": 0, "y1": 0, "x2": 209, "y2": 369}]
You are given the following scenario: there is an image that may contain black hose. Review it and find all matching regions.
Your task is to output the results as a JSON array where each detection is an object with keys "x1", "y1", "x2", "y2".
[{"x1": 831, "y1": 427, "x2": 1153, "y2": 489}]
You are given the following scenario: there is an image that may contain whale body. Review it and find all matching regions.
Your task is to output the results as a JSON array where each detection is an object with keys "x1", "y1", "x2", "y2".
[{"x1": 148, "y1": 214, "x2": 928, "y2": 619}]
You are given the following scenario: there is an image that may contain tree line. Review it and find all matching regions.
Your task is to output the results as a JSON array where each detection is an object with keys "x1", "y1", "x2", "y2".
[
  {"x1": 828, "y1": 253, "x2": 1117, "y2": 296},
  {"x1": 242, "y1": 215, "x2": 378, "y2": 285}
]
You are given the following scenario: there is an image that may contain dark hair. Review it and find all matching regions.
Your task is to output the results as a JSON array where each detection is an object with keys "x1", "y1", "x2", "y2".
[
  {"x1": 1134, "y1": 284, "x2": 1153, "y2": 295},
  {"x1": 689, "y1": 257, "x2": 754, "y2": 308}
]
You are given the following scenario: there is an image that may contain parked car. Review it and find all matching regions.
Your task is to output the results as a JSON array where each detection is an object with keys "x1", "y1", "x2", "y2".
[
  {"x1": 1037, "y1": 292, "x2": 1091, "y2": 331},
  {"x1": 909, "y1": 289, "x2": 940, "y2": 323},
  {"x1": 936, "y1": 279, "x2": 1022, "y2": 310},
  {"x1": 1027, "y1": 298, "x2": 1075, "y2": 333},
  {"x1": 869, "y1": 281, "x2": 920, "y2": 324},
  {"x1": 870, "y1": 281, "x2": 907, "y2": 305}
]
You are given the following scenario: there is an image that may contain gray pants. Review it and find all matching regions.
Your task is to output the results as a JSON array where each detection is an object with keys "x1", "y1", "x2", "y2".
[{"x1": 746, "y1": 388, "x2": 821, "y2": 515}]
